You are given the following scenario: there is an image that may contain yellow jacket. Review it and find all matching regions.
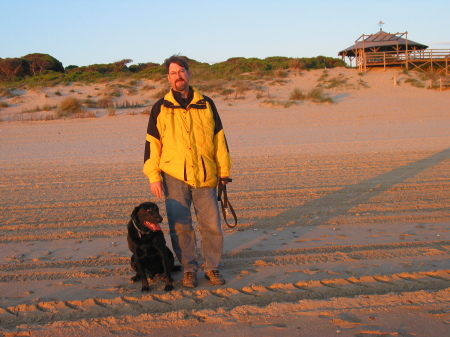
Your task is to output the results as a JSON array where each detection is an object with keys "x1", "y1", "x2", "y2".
[{"x1": 144, "y1": 87, "x2": 231, "y2": 188}]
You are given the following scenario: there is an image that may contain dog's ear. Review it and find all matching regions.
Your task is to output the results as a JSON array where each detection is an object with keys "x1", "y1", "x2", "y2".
[{"x1": 131, "y1": 205, "x2": 141, "y2": 223}]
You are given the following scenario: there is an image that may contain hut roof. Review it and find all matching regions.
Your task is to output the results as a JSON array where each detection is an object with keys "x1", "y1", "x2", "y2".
[{"x1": 338, "y1": 30, "x2": 428, "y2": 57}]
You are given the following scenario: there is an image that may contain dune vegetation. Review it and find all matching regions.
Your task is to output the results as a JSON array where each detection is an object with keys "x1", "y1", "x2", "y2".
[{"x1": 0, "y1": 53, "x2": 346, "y2": 87}]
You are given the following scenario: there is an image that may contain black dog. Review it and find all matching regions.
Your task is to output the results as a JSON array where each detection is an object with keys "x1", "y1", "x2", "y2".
[{"x1": 127, "y1": 202, "x2": 180, "y2": 292}]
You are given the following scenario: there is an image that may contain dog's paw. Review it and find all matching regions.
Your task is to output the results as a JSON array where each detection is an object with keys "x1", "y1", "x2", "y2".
[
  {"x1": 164, "y1": 284, "x2": 174, "y2": 292},
  {"x1": 141, "y1": 286, "x2": 151, "y2": 292}
]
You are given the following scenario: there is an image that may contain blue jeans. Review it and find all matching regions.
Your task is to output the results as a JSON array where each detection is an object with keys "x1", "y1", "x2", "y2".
[{"x1": 162, "y1": 172, "x2": 223, "y2": 273}]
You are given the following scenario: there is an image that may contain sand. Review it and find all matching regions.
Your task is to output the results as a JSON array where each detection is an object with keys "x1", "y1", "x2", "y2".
[{"x1": 0, "y1": 67, "x2": 449, "y2": 336}]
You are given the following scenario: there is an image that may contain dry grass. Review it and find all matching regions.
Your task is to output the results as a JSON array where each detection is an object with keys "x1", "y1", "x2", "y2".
[
  {"x1": 0, "y1": 88, "x2": 15, "y2": 98},
  {"x1": 151, "y1": 86, "x2": 169, "y2": 99},
  {"x1": 261, "y1": 99, "x2": 297, "y2": 108},
  {"x1": 290, "y1": 87, "x2": 333, "y2": 103},
  {"x1": 289, "y1": 88, "x2": 306, "y2": 101},
  {"x1": 56, "y1": 97, "x2": 84, "y2": 117},
  {"x1": 97, "y1": 98, "x2": 114, "y2": 108},
  {"x1": 107, "y1": 106, "x2": 116, "y2": 116}
]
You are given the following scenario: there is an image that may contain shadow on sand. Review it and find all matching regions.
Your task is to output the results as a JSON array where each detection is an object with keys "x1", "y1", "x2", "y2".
[{"x1": 246, "y1": 147, "x2": 449, "y2": 242}]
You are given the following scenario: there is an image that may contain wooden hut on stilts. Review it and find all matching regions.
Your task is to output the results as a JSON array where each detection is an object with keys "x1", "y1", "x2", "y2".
[
  {"x1": 338, "y1": 30, "x2": 429, "y2": 72},
  {"x1": 339, "y1": 28, "x2": 450, "y2": 89},
  {"x1": 338, "y1": 29, "x2": 450, "y2": 76}
]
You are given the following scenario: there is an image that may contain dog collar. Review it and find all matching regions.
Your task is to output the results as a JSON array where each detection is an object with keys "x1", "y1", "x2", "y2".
[{"x1": 132, "y1": 219, "x2": 145, "y2": 238}]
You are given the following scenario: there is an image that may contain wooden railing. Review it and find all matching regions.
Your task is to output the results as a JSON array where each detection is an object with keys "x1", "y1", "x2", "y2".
[
  {"x1": 438, "y1": 76, "x2": 450, "y2": 91},
  {"x1": 358, "y1": 49, "x2": 450, "y2": 75}
]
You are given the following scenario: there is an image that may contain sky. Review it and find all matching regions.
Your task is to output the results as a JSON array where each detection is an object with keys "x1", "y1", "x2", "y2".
[{"x1": 1, "y1": 0, "x2": 450, "y2": 67}]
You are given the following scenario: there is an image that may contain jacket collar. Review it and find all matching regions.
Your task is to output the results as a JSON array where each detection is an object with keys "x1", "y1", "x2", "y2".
[{"x1": 163, "y1": 87, "x2": 206, "y2": 109}]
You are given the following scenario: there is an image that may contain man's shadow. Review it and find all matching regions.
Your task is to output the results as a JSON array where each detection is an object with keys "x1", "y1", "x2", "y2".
[{"x1": 226, "y1": 148, "x2": 450, "y2": 253}]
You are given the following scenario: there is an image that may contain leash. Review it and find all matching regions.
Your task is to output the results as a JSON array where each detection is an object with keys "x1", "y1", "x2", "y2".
[{"x1": 218, "y1": 178, "x2": 237, "y2": 228}]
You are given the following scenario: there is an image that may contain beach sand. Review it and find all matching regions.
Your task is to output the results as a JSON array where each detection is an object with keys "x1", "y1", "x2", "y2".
[{"x1": 1, "y1": 67, "x2": 449, "y2": 336}]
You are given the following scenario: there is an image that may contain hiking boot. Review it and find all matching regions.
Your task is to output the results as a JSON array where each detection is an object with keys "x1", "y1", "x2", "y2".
[
  {"x1": 205, "y1": 270, "x2": 226, "y2": 285},
  {"x1": 182, "y1": 272, "x2": 197, "y2": 288}
]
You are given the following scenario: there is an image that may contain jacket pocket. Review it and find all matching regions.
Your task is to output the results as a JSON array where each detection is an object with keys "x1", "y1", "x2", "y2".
[
  {"x1": 160, "y1": 151, "x2": 175, "y2": 171},
  {"x1": 201, "y1": 155, "x2": 217, "y2": 183}
]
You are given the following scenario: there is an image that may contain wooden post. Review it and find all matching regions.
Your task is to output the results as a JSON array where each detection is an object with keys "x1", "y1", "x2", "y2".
[
  {"x1": 362, "y1": 34, "x2": 366, "y2": 74},
  {"x1": 405, "y1": 32, "x2": 409, "y2": 70},
  {"x1": 430, "y1": 50, "x2": 434, "y2": 74},
  {"x1": 364, "y1": 52, "x2": 367, "y2": 73},
  {"x1": 446, "y1": 57, "x2": 448, "y2": 76}
]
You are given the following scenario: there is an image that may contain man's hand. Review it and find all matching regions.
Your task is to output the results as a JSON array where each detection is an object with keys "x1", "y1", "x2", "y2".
[
  {"x1": 150, "y1": 181, "x2": 164, "y2": 198},
  {"x1": 218, "y1": 177, "x2": 232, "y2": 186}
]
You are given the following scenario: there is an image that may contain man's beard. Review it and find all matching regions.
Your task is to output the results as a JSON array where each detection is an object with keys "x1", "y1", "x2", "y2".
[{"x1": 175, "y1": 79, "x2": 186, "y2": 91}]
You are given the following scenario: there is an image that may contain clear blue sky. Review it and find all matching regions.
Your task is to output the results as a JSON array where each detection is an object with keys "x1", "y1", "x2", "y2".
[{"x1": 2, "y1": 0, "x2": 449, "y2": 67}]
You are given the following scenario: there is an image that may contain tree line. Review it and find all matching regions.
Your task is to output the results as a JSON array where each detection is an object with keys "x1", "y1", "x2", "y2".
[
  {"x1": 0, "y1": 53, "x2": 65, "y2": 81},
  {"x1": 0, "y1": 53, "x2": 347, "y2": 84}
]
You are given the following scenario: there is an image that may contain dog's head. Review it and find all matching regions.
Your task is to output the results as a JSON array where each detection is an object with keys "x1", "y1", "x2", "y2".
[{"x1": 131, "y1": 202, "x2": 163, "y2": 234}]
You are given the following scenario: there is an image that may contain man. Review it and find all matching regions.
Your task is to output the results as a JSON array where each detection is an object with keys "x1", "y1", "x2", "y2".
[{"x1": 143, "y1": 55, "x2": 232, "y2": 288}]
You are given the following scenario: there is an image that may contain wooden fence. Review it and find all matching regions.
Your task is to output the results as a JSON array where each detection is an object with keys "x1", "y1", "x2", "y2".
[
  {"x1": 358, "y1": 49, "x2": 450, "y2": 75},
  {"x1": 437, "y1": 76, "x2": 450, "y2": 91}
]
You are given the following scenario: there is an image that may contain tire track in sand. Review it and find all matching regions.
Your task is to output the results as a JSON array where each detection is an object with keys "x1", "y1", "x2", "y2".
[
  {"x1": 0, "y1": 270, "x2": 449, "y2": 328},
  {"x1": 1, "y1": 240, "x2": 449, "y2": 278},
  {"x1": 1, "y1": 239, "x2": 449, "y2": 328}
]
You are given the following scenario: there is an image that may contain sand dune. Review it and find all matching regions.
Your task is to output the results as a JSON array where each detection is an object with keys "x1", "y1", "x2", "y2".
[{"x1": 1, "y1": 67, "x2": 449, "y2": 336}]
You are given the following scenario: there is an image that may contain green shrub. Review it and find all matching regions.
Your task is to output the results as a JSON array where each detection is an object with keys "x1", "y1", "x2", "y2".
[{"x1": 1, "y1": 55, "x2": 347, "y2": 86}]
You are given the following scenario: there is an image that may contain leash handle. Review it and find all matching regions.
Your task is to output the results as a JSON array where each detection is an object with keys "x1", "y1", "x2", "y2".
[{"x1": 218, "y1": 179, "x2": 237, "y2": 228}]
